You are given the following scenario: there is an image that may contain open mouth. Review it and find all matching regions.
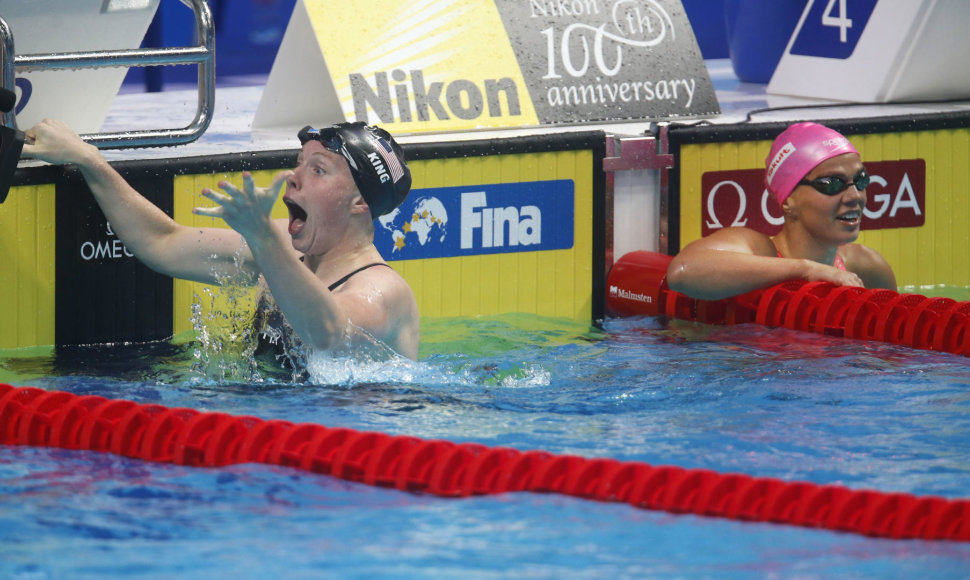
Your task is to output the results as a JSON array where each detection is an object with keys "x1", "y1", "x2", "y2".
[{"x1": 284, "y1": 198, "x2": 308, "y2": 235}]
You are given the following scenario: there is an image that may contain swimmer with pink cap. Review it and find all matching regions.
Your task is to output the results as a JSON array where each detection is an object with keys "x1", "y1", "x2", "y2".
[
  {"x1": 765, "y1": 122, "x2": 860, "y2": 205},
  {"x1": 666, "y1": 121, "x2": 896, "y2": 301}
]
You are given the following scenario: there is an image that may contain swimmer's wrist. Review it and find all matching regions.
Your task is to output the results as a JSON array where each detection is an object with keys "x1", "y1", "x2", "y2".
[
  {"x1": 77, "y1": 143, "x2": 105, "y2": 168},
  {"x1": 796, "y1": 258, "x2": 818, "y2": 281}
]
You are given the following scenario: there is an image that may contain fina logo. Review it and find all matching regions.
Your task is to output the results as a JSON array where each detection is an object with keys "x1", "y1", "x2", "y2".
[
  {"x1": 376, "y1": 180, "x2": 573, "y2": 260},
  {"x1": 376, "y1": 192, "x2": 541, "y2": 253},
  {"x1": 377, "y1": 195, "x2": 449, "y2": 253},
  {"x1": 460, "y1": 191, "x2": 540, "y2": 249}
]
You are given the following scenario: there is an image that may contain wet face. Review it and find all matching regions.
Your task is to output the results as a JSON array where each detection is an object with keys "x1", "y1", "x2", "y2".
[
  {"x1": 785, "y1": 152, "x2": 867, "y2": 246},
  {"x1": 283, "y1": 141, "x2": 360, "y2": 255}
]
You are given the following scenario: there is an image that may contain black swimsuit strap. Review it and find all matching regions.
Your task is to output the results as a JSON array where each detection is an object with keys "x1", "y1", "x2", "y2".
[{"x1": 327, "y1": 263, "x2": 390, "y2": 291}]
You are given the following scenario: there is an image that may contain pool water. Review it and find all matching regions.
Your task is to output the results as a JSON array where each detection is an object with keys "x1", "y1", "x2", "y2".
[{"x1": 2, "y1": 313, "x2": 969, "y2": 578}]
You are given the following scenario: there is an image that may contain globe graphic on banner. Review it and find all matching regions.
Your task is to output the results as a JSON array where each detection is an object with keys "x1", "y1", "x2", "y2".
[{"x1": 378, "y1": 196, "x2": 448, "y2": 253}]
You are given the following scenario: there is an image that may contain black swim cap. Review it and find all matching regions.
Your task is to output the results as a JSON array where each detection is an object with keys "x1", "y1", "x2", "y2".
[{"x1": 297, "y1": 122, "x2": 411, "y2": 219}]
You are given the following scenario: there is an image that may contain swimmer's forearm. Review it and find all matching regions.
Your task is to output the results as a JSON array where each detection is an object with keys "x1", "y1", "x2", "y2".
[
  {"x1": 666, "y1": 253, "x2": 815, "y2": 300},
  {"x1": 26, "y1": 118, "x2": 181, "y2": 252},
  {"x1": 75, "y1": 155, "x2": 179, "y2": 247},
  {"x1": 245, "y1": 233, "x2": 346, "y2": 351},
  {"x1": 75, "y1": 154, "x2": 260, "y2": 285},
  {"x1": 24, "y1": 119, "x2": 258, "y2": 283}
]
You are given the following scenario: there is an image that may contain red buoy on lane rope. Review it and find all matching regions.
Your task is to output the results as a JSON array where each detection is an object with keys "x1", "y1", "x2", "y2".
[{"x1": 606, "y1": 251, "x2": 970, "y2": 357}]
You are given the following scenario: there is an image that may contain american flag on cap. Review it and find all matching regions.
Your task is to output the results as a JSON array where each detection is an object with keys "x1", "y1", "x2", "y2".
[{"x1": 375, "y1": 136, "x2": 405, "y2": 183}]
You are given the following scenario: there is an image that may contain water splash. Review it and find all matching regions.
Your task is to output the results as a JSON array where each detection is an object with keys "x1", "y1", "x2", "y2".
[
  {"x1": 190, "y1": 248, "x2": 262, "y2": 384},
  {"x1": 296, "y1": 313, "x2": 593, "y2": 389}
]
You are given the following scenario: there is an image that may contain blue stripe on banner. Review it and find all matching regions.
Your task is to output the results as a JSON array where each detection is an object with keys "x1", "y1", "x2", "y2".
[{"x1": 375, "y1": 179, "x2": 575, "y2": 260}]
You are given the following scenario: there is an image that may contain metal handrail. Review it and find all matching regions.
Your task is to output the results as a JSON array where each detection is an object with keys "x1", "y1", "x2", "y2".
[{"x1": 0, "y1": 0, "x2": 215, "y2": 149}]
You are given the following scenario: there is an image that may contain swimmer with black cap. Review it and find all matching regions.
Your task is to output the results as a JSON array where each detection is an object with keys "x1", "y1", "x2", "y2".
[
  {"x1": 23, "y1": 119, "x2": 420, "y2": 360},
  {"x1": 666, "y1": 122, "x2": 896, "y2": 301}
]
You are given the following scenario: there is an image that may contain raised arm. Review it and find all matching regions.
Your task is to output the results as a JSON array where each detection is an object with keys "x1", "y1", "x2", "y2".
[
  {"x1": 666, "y1": 227, "x2": 863, "y2": 300},
  {"x1": 195, "y1": 173, "x2": 419, "y2": 358},
  {"x1": 195, "y1": 172, "x2": 348, "y2": 351},
  {"x1": 23, "y1": 119, "x2": 263, "y2": 285}
]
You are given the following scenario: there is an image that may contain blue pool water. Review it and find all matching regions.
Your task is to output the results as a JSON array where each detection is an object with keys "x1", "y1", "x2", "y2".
[{"x1": 2, "y1": 313, "x2": 969, "y2": 578}]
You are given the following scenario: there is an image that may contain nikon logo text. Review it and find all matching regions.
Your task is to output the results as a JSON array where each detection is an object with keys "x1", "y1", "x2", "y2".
[{"x1": 351, "y1": 69, "x2": 523, "y2": 123}]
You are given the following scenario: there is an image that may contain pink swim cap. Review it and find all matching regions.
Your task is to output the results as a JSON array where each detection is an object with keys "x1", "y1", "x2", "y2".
[{"x1": 764, "y1": 122, "x2": 859, "y2": 204}]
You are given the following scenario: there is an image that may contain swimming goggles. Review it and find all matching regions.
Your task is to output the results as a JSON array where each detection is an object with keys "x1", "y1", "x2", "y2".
[
  {"x1": 797, "y1": 169, "x2": 870, "y2": 196},
  {"x1": 297, "y1": 126, "x2": 345, "y2": 155}
]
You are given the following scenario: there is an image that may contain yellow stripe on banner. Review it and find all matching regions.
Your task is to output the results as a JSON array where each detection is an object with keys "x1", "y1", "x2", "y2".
[
  {"x1": 851, "y1": 129, "x2": 970, "y2": 289},
  {"x1": 400, "y1": 149, "x2": 594, "y2": 322},
  {"x1": 307, "y1": 0, "x2": 540, "y2": 132},
  {"x1": 171, "y1": 171, "x2": 290, "y2": 338},
  {"x1": 0, "y1": 185, "x2": 56, "y2": 348},
  {"x1": 678, "y1": 127, "x2": 970, "y2": 289}
]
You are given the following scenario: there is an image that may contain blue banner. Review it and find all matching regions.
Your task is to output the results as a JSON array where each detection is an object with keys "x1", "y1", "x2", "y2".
[{"x1": 375, "y1": 179, "x2": 575, "y2": 261}]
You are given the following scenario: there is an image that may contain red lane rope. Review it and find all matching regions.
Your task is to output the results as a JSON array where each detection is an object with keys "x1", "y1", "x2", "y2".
[
  {"x1": 605, "y1": 251, "x2": 970, "y2": 357},
  {"x1": 2, "y1": 383, "x2": 968, "y2": 542}
]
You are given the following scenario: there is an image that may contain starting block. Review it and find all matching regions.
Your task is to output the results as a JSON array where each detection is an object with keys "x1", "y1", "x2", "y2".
[{"x1": 768, "y1": 0, "x2": 970, "y2": 102}]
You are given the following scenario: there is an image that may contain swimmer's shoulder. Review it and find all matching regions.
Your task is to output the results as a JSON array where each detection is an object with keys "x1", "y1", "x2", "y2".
[
  {"x1": 685, "y1": 226, "x2": 777, "y2": 256},
  {"x1": 332, "y1": 263, "x2": 419, "y2": 320},
  {"x1": 331, "y1": 262, "x2": 409, "y2": 294},
  {"x1": 839, "y1": 243, "x2": 897, "y2": 290},
  {"x1": 335, "y1": 263, "x2": 419, "y2": 358}
]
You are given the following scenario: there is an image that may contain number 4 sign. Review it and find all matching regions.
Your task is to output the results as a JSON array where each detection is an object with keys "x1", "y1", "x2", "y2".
[
  {"x1": 789, "y1": 0, "x2": 878, "y2": 59},
  {"x1": 768, "y1": 0, "x2": 970, "y2": 102}
]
